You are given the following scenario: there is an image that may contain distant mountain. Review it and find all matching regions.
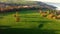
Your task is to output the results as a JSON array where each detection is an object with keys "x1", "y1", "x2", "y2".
[
  {"x1": 25, "y1": 1, "x2": 57, "y2": 10},
  {"x1": 44, "y1": 2, "x2": 60, "y2": 10},
  {"x1": 0, "y1": 1, "x2": 57, "y2": 10}
]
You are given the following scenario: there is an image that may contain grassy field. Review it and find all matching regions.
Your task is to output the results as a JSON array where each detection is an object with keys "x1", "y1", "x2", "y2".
[{"x1": 0, "y1": 10, "x2": 60, "y2": 34}]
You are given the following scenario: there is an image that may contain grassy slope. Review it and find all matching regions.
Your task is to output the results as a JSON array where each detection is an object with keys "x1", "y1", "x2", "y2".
[{"x1": 0, "y1": 10, "x2": 60, "y2": 34}]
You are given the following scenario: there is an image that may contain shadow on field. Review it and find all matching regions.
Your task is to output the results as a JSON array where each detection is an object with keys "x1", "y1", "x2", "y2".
[
  {"x1": 0, "y1": 25, "x2": 57, "y2": 34},
  {"x1": 0, "y1": 28, "x2": 57, "y2": 34},
  {"x1": 38, "y1": 20, "x2": 52, "y2": 28}
]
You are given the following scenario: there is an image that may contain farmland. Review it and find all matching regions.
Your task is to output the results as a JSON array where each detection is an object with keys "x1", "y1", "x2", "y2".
[{"x1": 0, "y1": 10, "x2": 60, "y2": 34}]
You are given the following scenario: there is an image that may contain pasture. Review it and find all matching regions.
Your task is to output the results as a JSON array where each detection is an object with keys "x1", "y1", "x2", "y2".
[{"x1": 0, "y1": 10, "x2": 60, "y2": 34}]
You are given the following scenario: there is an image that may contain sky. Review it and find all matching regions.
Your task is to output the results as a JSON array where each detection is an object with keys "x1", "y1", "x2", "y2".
[
  {"x1": 27, "y1": 0, "x2": 60, "y2": 3},
  {"x1": 27, "y1": 0, "x2": 60, "y2": 10}
]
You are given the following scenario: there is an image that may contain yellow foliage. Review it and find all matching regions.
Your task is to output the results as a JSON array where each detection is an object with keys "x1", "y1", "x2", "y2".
[
  {"x1": 57, "y1": 15, "x2": 60, "y2": 18},
  {"x1": 46, "y1": 13, "x2": 54, "y2": 19},
  {"x1": 16, "y1": 11, "x2": 19, "y2": 16},
  {"x1": 47, "y1": 11, "x2": 49, "y2": 14},
  {"x1": 16, "y1": 17, "x2": 20, "y2": 22},
  {"x1": 41, "y1": 12, "x2": 47, "y2": 17},
  {"x1": 56, "y1": 15, "x2": 60, "y2": 19},
  {"x1": 40, "y1": 10, "x2": 43, "y2": 14},
  {"x1": 53, "y1": 16, "x2": 56, "y2": 19}
]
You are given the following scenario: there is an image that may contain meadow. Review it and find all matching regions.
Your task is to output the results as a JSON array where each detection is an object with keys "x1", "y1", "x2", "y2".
[{"x1": 0, "y1": 10, "x2": 60, "y2": 34}]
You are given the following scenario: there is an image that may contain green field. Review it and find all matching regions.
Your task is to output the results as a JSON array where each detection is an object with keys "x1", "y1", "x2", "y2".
[{"x1": 0, "y1": 10, "x2": 60, "y2": 34}]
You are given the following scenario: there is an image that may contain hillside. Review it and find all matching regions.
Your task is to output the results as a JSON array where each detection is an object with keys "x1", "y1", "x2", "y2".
[{"x1": 0, "y1": 10, "x2": 60, "y2": 34}]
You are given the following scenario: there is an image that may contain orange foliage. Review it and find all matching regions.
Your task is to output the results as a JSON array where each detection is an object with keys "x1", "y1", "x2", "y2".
[{"x1": 0, "y1": 8, "x2": 4, "y2": 11}]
